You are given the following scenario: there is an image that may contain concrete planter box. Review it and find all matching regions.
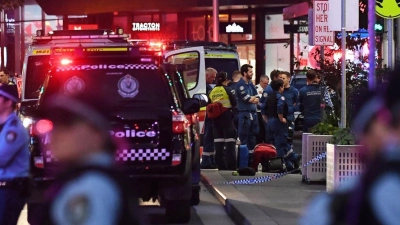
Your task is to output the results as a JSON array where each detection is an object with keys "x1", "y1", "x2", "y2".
[
  {"x1": 302, "y1": 134, "x2": 332, "y2": 183},
  {"x1": 326, "y1": 143, "x2": 364, "y2": 192}
]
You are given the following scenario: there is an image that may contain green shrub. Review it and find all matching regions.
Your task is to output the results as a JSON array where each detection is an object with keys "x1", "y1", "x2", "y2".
[
  {"x1": 310, "y1": 122, "x2": 338, "y2": 135},
  {"x1": 330, "y1": 128, "x2": 356, "y2": 145}
]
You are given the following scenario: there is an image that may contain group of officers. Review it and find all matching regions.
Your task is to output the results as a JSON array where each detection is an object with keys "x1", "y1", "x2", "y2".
[{"x1": 201, "y1": 65, "x2": 334, "y2": 172}]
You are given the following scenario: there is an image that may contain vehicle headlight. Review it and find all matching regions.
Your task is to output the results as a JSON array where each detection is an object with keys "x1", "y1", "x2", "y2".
[{"x1": 22, "y1": 117, "x2": 33, "y2": 128}]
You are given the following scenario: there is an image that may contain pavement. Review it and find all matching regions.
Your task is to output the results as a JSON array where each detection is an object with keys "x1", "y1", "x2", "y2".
[{"x1": 201, "y1": 170, "x2": 326, "y2": 225}]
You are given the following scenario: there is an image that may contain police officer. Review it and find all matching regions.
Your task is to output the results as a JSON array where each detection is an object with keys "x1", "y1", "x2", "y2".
[
  {"x1": 281, "y1": 71, "x2": 299, "y2": 146},
  {"x1": 299, "y1": 69, "x2": 324, "y2": 132},
  {"x1": 255, "y1": 75, "x2": 269, "y2": 144},
  {"x1": 201, "y1": 67, "x2": 218, "y2": 169},
  {"x1": 209, "y1": 72, "x2": 237, "y2": 170},
  {"x1": 265, "y1": 79, "x2": 299, "y2": 171},
  {"x1": 0, "y1": 84, "x2": 29, "y2": 225},
  {"x1": 0, "y1": 70, "x2": 15, "y2": 85},
  {"x1": 227, "y1": 70, "x2": 242, "y2": 130},
  {"x1": 235, "y1": 64, "x2": 259, "y2": 168},
  {"x1": 37, "y1": 93, "x2": 145, "y2": 225},
  {"x1": 260, "y1": 70, "x2": 282, "y2": 143}
]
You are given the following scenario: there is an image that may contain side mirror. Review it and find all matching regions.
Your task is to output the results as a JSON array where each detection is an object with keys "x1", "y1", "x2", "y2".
[
  {"x1": 192, "y1": 93, "x2": 208, "y2": 108},
  {"x1": 182, "y1": 98, "x2": 200, "y2": 114}
]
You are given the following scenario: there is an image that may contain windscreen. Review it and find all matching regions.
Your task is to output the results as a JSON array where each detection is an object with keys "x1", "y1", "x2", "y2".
[
  {"x1": 205, "y1": 58, "x2": 239, "y2": 80},
  {"x1": 44, "y1": 58, "x2": 173, "y2": 110},
  {"x1": 25, "y1": 55, "x2": 51, "y2": 99}
]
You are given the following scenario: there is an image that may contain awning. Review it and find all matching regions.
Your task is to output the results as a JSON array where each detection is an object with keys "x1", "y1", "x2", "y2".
[
  {"x1": 35, "y1": 0, "x2": 303, "y2": 15},
  {"x1": 35, "y1": 0, "x2": 198, "y2": 15}
]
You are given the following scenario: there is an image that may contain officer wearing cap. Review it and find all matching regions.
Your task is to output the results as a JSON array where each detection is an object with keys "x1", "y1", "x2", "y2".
[
  {"x1": 0, "y1": 84, "x2": 30, "y2": 225},
  {"x1": 235, "y1": 64, "x2": 259, "y2": 168},
  {"x1": 37, "y1": 93, "x2": 144, "y2": 225}
]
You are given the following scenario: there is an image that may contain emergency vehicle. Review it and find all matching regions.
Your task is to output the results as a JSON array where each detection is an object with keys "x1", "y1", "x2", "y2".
[
  {"x1": 22, "y1": 32, "x2": 205, "y2": 223},
  {"x1": 20, "y1": 29, "x2": 130, "y2": 111},
  {"x1": 163, "y1": 41, "x2": 241, "y2": 143}
]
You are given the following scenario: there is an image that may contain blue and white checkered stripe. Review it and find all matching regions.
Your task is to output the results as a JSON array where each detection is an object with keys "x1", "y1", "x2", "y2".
[{"x1": 220, "y1": 152, "x2": 327, "y2": 185}]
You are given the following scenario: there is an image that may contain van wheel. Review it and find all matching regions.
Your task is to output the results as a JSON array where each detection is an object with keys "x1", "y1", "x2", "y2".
[
  {"x1": 165, "y1": 199, "x2": 191, "y2": 223},
  {"x1": 190, "y1": 189, "x2": 200, "y2": 206}
]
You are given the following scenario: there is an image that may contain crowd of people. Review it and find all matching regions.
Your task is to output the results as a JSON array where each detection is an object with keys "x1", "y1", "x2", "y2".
[{"x1": 200, "y1": 65, "x2": 335, "y2": 172}]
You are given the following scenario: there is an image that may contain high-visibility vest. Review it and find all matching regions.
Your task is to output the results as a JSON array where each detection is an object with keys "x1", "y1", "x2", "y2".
[{"x1": 209, "y1": 86, "x2": 232, "y2": 109}]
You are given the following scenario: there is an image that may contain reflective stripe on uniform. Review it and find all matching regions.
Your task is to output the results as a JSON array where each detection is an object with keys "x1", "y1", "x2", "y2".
[
  {"x1": 202, "y1": 152, "x2": 215, "y2": 156},
  {"x1": 284, "y1": 149, "x2": 294, "y2": 158},
  {"x1": 214, "y1": 138, "x2": 225, "y2": 142},
  {"x1": 225, "y1": 138, "x2": 236, "y2": 142}
]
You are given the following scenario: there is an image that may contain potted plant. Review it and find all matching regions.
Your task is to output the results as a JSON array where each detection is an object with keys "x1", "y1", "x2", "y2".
[
  {"x1": 302, "y1": 121, "x2": 338, "y2": 183},
  {"x1": 326, "y1": 128, "x2": 363, "y2": 192}
]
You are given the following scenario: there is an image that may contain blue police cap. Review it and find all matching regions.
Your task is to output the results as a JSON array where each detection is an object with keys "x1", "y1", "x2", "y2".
[{"x1": 0, "y1": 84, "x2": 19, "y2": 103}]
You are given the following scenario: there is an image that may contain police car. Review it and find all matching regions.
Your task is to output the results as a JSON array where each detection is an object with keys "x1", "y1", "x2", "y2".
[
  {"x1": 23, "y1": 43, "x2": 205, "y2": 223},
  {"x1": 20, "y1": 29, "x2": 129, "y2": 110}
]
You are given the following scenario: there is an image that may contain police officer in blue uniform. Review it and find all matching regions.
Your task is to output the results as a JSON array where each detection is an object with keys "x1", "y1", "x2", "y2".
[
  {"x1": 37, "y1": 94, "x2": 144, "y2": 225},
  {"x1": 265, "y1": 79, "x2": 299, "y2": 171},
  {"x1": 281, "y1": 71, "x2": 299, "y2": 146},
  {"x1": 260, "y1": 70, "x2": 282, "y2": 143},
  {"x1": 0, "y1": 84, "x2": 30, "y2": 225},
  {"x1": 235, "y1": 64, "x2": 259, "y2": 168},
  {"x1": 299, "y1": 69, "x2": 324, "y2": 132}
]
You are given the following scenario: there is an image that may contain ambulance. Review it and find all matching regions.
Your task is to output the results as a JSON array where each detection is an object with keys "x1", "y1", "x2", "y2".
[
  {"x1": 163, "y1": 41, "x2": 240, "y2": 142},
  {"x1": 20, "y1": 29, "x2": 130, "y2": 111}
]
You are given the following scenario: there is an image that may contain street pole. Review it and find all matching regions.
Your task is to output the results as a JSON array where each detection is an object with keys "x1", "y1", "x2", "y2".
[
  {"x1": 387, "y1": 19, "x2": 393, "y2": 68},
  {"x1": 212, "y1": 0, "x2": 219, "y2": 42},
  {"x1": 341, "y1": 0, "x2": 346, "y2": 128},
  {"x1": 368, "y1": 0, "x2": 376, "y2": 90}
]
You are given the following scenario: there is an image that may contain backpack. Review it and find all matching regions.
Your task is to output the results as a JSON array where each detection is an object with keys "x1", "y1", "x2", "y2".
[{"x1": 206, "y1": 102, "x2": 228, "y2": 119}]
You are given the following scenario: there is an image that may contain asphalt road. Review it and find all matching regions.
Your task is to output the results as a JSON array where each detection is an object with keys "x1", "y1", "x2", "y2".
[{"x1": 17, "y1": 183, "x2": 234, "y2": 225}]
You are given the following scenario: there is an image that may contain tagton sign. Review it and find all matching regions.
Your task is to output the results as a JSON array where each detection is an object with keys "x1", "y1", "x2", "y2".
[{"x1": 313, "y1": 1, "x2": 334, "y2": 46}]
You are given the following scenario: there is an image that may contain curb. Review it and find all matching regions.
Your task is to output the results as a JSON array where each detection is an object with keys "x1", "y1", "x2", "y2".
[
  {"x1": 201, "y1": 173, "x2": 251, "y2": 225},
  {"x1": 201, "y1": 173, "x2": 278, "y2": 225}
]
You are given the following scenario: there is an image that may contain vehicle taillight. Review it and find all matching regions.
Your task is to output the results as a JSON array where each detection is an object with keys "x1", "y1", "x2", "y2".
[
  {"x1": 30, "y1": 119, "x2": 53, "y2": 136},
  {"x1": 172, "y1": 111, "x2": 188, "y2": 134},
  {"x1": 34, "y1": 156, "x2": 44, "y2": 168},
  {"x1": 172, "y1": 154, "x2": 181, "y2": 166}
]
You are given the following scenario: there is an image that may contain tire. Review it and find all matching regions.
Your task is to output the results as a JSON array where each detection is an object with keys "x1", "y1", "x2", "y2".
[
  {"x1": 165, "y1": 199, "x2": 191, "y2": 223},
  {"x1": 190, "y1": 188, "x2": 200, "y2": 206}
]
